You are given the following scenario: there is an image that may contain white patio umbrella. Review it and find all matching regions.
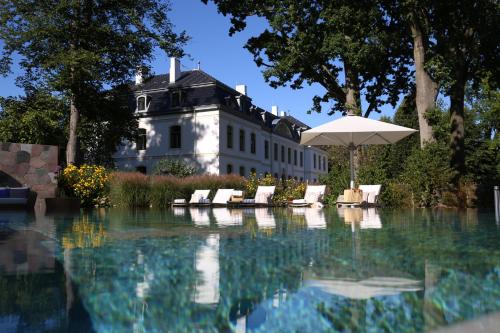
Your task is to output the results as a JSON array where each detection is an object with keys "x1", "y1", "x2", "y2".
[{"x1": 300, "y1": 114, "x2": 417, "y2": 188}]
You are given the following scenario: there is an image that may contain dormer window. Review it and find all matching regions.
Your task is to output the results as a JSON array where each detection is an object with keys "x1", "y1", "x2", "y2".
[
  {"x1": 171, "y1": 90, "x2": 186, "y2": 107},
  {"x1": 136, "y1": 95, "x2": 151, "y2": 112}
]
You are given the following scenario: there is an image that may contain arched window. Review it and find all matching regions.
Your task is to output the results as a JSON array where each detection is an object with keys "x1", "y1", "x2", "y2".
[
  {"x1": 170, "y1": 125, "x2": 181, "y2": 148},
  {"x1": 136, "y1": 128, "x2": 146, "y2": 150},
  {"x1": 137, "y1": 95, "x2": 150, "y2": 112}
]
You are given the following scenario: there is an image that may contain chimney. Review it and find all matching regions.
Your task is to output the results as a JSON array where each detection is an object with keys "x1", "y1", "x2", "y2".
[
  {"x1": 236, "y1": 85, "x2": 247, "y2": 95},
  {"x1": 135, "y1": 67, "x2": 144, "y2": 85},
  {"x1": 169, "y1": 57, "x2": 181, "y2": 83},
  {"x1": 271, "y1": 105, "x2": 278, "y2": 116},
  {"x1": 280, "y1": 110, "x2": 287, "y2": 117}
]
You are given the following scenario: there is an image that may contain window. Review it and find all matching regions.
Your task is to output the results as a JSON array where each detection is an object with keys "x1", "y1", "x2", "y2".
[
  {"x1": 239, "y1": 166, "x2": 245, "y2": 177},
  {"x1": 313, "y1": 154, "x2": 317, "y2": 169},
  {"x1": 170, "y1": 90, "x2": 185, "y2": 107},
  {"x1": 300, "y1": 177, "x2": 303, "y2": 182},
  {"x1": 227, "y1": 164, "x2": 233, "y2": 174},
  {"x1": 323, "y1": 156, "x2": 327, "y2": 171},
  {"x1": 300, "y1": 152, "x2": 303, "y2": 167},
  {"x1": 227, "y1": 125, "x2": 233, "y2": 149},
  {"x1": 170, "y1": 125, "x2": 181, "y2": 148},
  {"x1": 281, "y1": 145, "x2": 285, "y2": 162},
  {"x1": 250, "y1": 133, "x2": 256, "y2": 154},
  {"x1": 137, "y1": 96, "x2": 147, "y2": 112},
  {"x1": 264, "y1": 140, "x2": 269, "y2": 159},
  {"x1": 136, "y1": 128, "x2": 146, "y2": 150},
  {"x1": 294, "y1": 176, "x2": 298, "y2": 181},
  {"x1": 294, "y1": 150, "x2": 297, "y2": 166},
  {"x1": 274, "y1": 143, "x2": 278, "y2": 161},
  {"x1": 239, "y1": 129, "x2": 245, "y2": 151},
  {"x1": 287, "y1": 147, "x2": 291, "y2": 164},
  {"x1": 274, "y1": 173, "x2": 278, "y2": 179},
  {"x1": 250, "y1": 167, "x2": 256, "y2": 174}
]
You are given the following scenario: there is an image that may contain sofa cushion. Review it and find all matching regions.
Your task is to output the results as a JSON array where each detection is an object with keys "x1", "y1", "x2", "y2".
[
  {"x1": 9, "y1": 187, "x2": 29, "y2": 198},
  {"x1": 0, "y1": 188, "x2": 10, "y2": 198}
]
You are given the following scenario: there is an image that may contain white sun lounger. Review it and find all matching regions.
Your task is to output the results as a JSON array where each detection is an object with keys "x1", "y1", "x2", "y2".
[
  {"x1": 289, "y1": 185, "x2": 326, "y2": 207},
  {"x1": 240, "y1": 186, "x2": 276, "y2": 207},
  {"x1": 211, "y1": 189, "x2": 235, "y2": 206},
  {"x1": 172, "y1": 190, "x2": 211, "y2": 207}
]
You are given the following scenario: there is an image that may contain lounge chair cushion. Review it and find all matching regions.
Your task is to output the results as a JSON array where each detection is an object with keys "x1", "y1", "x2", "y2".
[
  {"x1": 0, "y1": 188, "x2": 9, "y2": 198},
  {"x1": 190, "y1": 193, "x2": 202, "y2": 203},
  {"x1": 242, "y1": 198, "x2": 255, "y2": 204},
  {"x1": 292, "y1": 198, "x2": 307, "y2": 204},
  {"x1": 255, "y1": 192, "x2": 271, "y2": 204},
  {"x1": 174, "y1": 198, "x2": 187, "y2": 204},
  {"x1": 232, "y1": 190, "x2": 243, "y2": 197},
  {"x1": 10, "y1": 187, "x2": 29, "y2": 198}
]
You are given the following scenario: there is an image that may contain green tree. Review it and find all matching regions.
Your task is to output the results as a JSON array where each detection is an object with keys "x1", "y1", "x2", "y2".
[
  {"x1": 0, "y1": 0, "x2": 188, "y2": 164},
  {"x1": 203, "y1": 0, "x2": 412, "y2": 117},
  {"x1": 0, "y1": 90, "x2": 67, "y2": 145}
]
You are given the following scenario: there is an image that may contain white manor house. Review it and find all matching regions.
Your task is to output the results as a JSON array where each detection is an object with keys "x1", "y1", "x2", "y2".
[{"x1": 114, "y1": 58, "x2": 328, "y2": 182}]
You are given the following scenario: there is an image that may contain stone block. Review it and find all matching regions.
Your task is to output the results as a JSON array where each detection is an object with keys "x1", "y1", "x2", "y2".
[
  {"x1": 20, "y1": 144, "x2": 32, "y2": 154},
  {"x1": 31, "y1": 144, "x2": 43, "y2": 157},
  {"x1": 30, "y1": 157, "x2": 46, "y2": 168},
  {"x1": 15, "y1": 162, "x2": 30, "y2": 176},
  {"x1": 0, "y1": 151, "x2": 15, "y2": 166},
  {"x1": 8, "y1": 143, "x2": 20, "y2": 153},
  {"x1": 16, "y1": 151, "x2": 31, "y2": 164},
  {"x1": 1, "y1": 142, "x2": 11, "y2": 151}
]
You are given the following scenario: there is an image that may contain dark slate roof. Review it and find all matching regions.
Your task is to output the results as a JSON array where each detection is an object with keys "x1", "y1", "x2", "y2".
[
  {"x1": 133, "y1": 70, "x2": 228, "y2": 91},
  {"x1": 129, "y1": 69, "x2": 315, "y2": 144}
]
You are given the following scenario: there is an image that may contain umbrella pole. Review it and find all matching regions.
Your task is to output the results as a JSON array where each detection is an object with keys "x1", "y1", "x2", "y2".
[{"x1": 349, "y1": 146, "x2": 355, "y2": 189}]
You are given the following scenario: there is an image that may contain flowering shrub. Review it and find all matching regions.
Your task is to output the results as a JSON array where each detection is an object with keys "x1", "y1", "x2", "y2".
[
  {"x1": 245, "y1": 173, "x2": 306, "y2": 205},
  {"x1": 59, "y1": 164, "x2": 109, "y2": 207}
]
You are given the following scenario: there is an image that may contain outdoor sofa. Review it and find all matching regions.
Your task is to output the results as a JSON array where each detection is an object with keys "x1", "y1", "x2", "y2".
[{"x1": 0, "y1": 187, "x2": 30, "y2": 207}]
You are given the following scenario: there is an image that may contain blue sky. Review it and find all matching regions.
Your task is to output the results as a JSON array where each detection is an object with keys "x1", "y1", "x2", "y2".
[{"x1": 0, "y1": 0, "x2": 399, "y2": 127}]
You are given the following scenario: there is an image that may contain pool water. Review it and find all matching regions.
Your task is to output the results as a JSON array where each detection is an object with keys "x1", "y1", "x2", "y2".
[{"x1": 0, "y1": 207, "x2": 499, "y2": 332}]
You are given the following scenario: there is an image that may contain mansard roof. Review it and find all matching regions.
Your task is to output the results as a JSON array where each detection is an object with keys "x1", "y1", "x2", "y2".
[{"x1": 130, "y1": 69, "x2": 316, "y2": 145}]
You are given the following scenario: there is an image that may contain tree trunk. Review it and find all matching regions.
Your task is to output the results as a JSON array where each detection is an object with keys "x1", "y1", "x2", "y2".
[
  {"x1": 66, "y1": 94, "x2": 79, "y2": 164},
  {"x1": 450, "y1": 71, "x2": 466, "y2": 175},
  {"x1": 411, "y1": 20, "x2": 438, "y2": 147},
  {"x1": 344, "y1": 60, "x2": 361, "y2": 116}
]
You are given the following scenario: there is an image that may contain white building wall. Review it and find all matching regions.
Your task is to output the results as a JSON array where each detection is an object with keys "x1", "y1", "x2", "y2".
[
  {"x1": 114, "y1": 107, "x2": 328, "y2": 180},
  {"x1": 114, "y1": 107, "x2": 220, "y2": 174}
]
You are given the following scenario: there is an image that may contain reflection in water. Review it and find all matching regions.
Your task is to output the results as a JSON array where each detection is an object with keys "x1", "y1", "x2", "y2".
[
  {"x1": 189, "y1": 207, "x2": 211, "y2": 226},
  {"x1": 0, "y1": 208, "x2": 498, "y2": 332},
  {"x1": 194, "y1": 234, "x2": 220, "y2": 304},
  {"x1": 339, "y1": 207, "x2": 383, "y2": 230},
  {"x1": 290, "y1": 207, "x2": 327, "y2": 229},
  {"x1": 213, "y1": 208, "x2": 243, "y2": 227},
  {"x1": 254, "y1": 208, "x2": 276, "y2": 229}
]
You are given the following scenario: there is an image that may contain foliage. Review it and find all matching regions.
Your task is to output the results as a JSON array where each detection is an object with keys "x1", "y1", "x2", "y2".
[
  {"x1": 153, "y1": 158, "x2": 197, "y2": 178},
  {"x1": 0, "y1": 0, "x2": 189, "y2": 163},
  {"x1": 109, "y1": 172, "x2": 246, "y2": 208},
  {"x1": 246, "y1": 173, "x2": 306, "y2": 206},
  {"x1": 204, "y1": 0, "x2": 412, "y2": 116},
  {"x1": 398, "y1": 143, "x2": 456, "y2": 207},
  {"x1": 59, "y1": 164, "x2": 110, "y2": 207},
  {"x1": 0, "y1": 90, "x2": 67, "y2": 145},
  {"x1": 109, "y1": 172, "x2": 151, "y2": 208}
]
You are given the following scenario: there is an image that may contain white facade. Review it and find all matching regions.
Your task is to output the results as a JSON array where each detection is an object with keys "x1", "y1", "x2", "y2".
[{"x1": 114, "y1": 59, "x2": 328, "y2": 182}]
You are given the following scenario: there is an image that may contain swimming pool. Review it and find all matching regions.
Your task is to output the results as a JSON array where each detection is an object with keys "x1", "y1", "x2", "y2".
[{"x1": 0, "y1": 207, "x2": 498, "y2": 332}]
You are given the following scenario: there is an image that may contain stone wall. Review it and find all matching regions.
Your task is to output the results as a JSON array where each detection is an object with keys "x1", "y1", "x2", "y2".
[{"x1": 0, "y1": 142, "x2": 58, "y2": 199}]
